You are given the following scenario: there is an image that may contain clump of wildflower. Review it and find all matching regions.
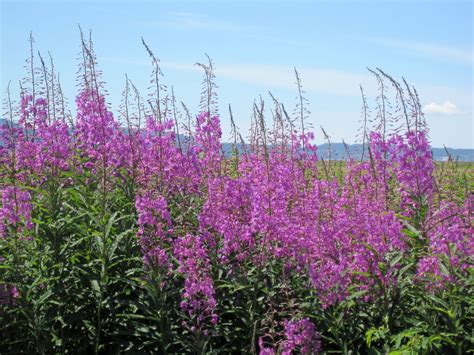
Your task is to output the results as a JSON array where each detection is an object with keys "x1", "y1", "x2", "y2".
[
  {"x1": 174, "y1": 234, "x2": 218, "y2": 333},
  {"x1": 135, "y1": 192, "x2": 172, "y2": 251},
  {"x1": 199, "y1": 176, "x2": 254, "y2": 262},
  {"x1": 75, "y1": 89, "x2": 124, "y2": 171},
  {"x1": 193, "y1": 111, "x2": 222, "y2": 175},
  {"x1": 417, "y1": 200, "x2": 473, "y2": 288},
  {"x1": 0, "y1": 186, "x2": 33, "y2": 238},
  {"x1": 282, "y1": 318, "x2": 321, "y2": 354},
  {"x1": 392, "y1": 130, "x2": 434, "y2": 214}
]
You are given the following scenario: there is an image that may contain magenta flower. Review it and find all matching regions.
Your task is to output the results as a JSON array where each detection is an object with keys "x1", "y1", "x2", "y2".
[{"x1": 282, "y1": 318, "x2": 321, "y2": 354}]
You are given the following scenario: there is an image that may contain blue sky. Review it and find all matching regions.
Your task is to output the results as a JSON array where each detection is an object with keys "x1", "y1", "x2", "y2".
[{"x1": 1, "y1": 0, "x2": 472, "y2": 148}]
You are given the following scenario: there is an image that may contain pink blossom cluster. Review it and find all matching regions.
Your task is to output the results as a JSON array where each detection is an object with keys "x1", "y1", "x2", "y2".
[
  {"x1": 75, "y1": 89, "x2": 125, "y2": 171},
  {"x1": 417, "y1": 199, "x2": 473, "y2": 287},
  {"x1": 282, "y1": 318, "x2": 321, "y2": 354},
  {"x1": 258, "y1": 318, "x2": 321, "y2": 355},
  {"x1": 173, "y1": 233, "x2": 218, "y2": 332},
  {"x1": 15, "y1": 94, "x2": 71, "y2": 178},
  {"x1": 0, "y1": 186, "x2": 33, "y2": 238},
  {"x1": 193, "y1": 111, "x2": 222, "y2": 176},
  {"x1": 135, "y1": 192, "x2": 172, "y2": 252}
]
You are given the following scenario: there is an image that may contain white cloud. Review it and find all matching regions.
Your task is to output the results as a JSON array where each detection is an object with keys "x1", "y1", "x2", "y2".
[
  {"x1": 368, "y1": 38, "x2": 473, "y2": 65},
  {"x1": 423, "y1": 101, "x2": 462, "y2": 115}
]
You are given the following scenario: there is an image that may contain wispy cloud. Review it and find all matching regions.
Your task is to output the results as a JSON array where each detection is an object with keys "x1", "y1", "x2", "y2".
[
  {"x1": 423, "y1": 101, "x2": 462, "y2": 115},
  {"x1": 143, "y1": 12, "x2": 311, "y2": 49},
  {"x1": 157, "y1": 11, "x2": 250, "y2": 33},
  {"x1": 368, "y1": 37, "x2": 472, "y2": 64},
  {"x1": 101, "y1": 57, "x2": 373, "y2": 96},
  {"x1": 159, "y1": 62, "x2": 374, "y2": 96},
  {"x1": 104, "y1": 57, "x2": 472, "y2": 115}
]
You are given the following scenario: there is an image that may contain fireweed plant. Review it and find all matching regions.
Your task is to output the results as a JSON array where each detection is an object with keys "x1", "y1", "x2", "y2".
[{"x1": 0, "y1": 33, "x2": 473, "y2": 354}]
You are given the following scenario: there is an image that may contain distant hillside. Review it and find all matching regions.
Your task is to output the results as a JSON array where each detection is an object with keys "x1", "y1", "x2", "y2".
[
  {"x1": 221, "y1": 142, "x2": 474, "y2": 162},
  {"x1": 1, "y1": 119, "x2": 472, "y2": 162},
  {"x1": 315, "y1": 143, "x2": 474, "y2": 162}
]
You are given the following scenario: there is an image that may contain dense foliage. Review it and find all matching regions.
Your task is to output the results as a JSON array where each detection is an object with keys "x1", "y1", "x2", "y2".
[{"x1": 1, "y1": 34, "x2": 473, "y2": 354}]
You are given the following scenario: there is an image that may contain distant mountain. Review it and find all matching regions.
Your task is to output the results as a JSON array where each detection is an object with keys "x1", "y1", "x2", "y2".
[
  {"x1": 430, "y1": 147, "x2": 473, "y2": 162},
  {"x1": 1, "y1": 119, "x2": 472, "y2": 162}
]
